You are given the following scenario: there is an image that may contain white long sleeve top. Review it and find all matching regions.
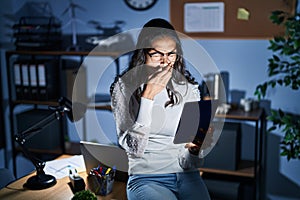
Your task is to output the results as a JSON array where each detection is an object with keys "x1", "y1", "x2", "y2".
[{"x1": 111, "y1": 78, "x2": 202, "y2": 175}]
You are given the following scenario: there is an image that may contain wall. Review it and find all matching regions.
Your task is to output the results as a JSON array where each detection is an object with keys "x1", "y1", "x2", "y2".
[
  {"x1": 1, "y1": 1, "x2": 299, "y2": 109},
  {"x1": 0, "y1": 0, "x2": 299, "y2": 198}
]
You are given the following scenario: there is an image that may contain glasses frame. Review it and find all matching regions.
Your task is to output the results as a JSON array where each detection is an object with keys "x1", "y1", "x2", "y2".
[{"x1": 147, "y1": 48, "x2": 177, "y2": 62}]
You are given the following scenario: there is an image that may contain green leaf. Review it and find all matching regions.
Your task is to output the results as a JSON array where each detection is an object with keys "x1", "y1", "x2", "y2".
[
  {"x1": 291, "y1": 55, "x2": 300, "y2": 61},
  {"x1": 279, "y1": 109, "x2": 284, "y2": 118},
  {"x1": 271, "y1": 109, "x2": 278, "y2": 117},
  {"x1": 273, "y1": 55, "x2": 280, "y2": 61},
  {"x1": 271, "y1": 10, "x2": 284, "y2": 16},
  {"x1": 270, "y1": 11, "x2": 285, "y2": 24},
  {"x1": 291, "y1": 79, "x2": 299, "y2": 89},
  {"x1": 294, "y1": 39, "x2": 300, "y2": 49},
  {"x1": 267, "y1": 114, "x2": 276, "y2": 121},
  {"x1": 280, "y1": 150, "x2": 288, "y2": 156},
  {"x1": 284, "y1": 76, "x2": 291, "y2": 86},
  {"x1": 268, "y1": 126, "x2": 277, "y2": 132},
  {"x1": 283, "y1": 114, "x2": 292, "y2": 123},
  {"x1": 254, "y1": 88, "x2": 262, "y2": 100}
]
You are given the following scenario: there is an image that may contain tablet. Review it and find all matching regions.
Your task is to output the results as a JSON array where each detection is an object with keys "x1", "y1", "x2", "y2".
[{"x1": 173, "y1": 100, "x2": 218, "y2": 144}]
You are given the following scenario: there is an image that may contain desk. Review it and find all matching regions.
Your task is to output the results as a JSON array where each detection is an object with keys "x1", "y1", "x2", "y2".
[
  {"x1": 202, "y1": 108, "x2": 266, "y2": 200},
  {"x1": 0, "y1": 155, "x2": 127, "y2": 200}
]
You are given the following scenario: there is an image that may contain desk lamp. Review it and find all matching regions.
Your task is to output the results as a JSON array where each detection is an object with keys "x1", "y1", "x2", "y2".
[{"x1": 14, "y1": 97, "x2": 86, "y2": 190}]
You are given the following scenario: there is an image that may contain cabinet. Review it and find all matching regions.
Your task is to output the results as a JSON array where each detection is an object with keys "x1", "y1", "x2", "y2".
[
  {"x1": 5, "y1": 50, "x2": 122, "y2": 176},
  {"x1": 201, "y1": 108, "x2": 266, "y2": 200}
]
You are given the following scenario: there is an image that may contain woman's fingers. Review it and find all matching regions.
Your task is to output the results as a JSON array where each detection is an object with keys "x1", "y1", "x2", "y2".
[
  {"x1": 142, "y1": 64, "x2": 173, "y2": 99},
  {"x1": 185, "y1": 142, "x2": 200, "y2": 149},
  {"x1": 148, "y1": 64, "x2": 172, "y2": 86},
  {"x1": 185, "y1": 142, "x2": 200, "y2": 155}
]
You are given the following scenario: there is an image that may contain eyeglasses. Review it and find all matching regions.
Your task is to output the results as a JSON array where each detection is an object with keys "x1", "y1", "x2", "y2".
[{"x1": 147, "y1": 49, "x2": 177, "y2": 62}]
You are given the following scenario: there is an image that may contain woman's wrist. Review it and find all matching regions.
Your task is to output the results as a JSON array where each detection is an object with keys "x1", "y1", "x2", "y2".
[
  {"x1": 142, "y1": 93, "x2": 154, "y2": 100},
  {"x1": 142, "y1": 86, "x2": 155, "y2": 100}
]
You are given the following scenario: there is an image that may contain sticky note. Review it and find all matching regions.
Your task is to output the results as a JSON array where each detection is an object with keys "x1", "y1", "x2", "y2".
[{"x1": 237, "y1": 8, "x2": 250, "y2": 20}]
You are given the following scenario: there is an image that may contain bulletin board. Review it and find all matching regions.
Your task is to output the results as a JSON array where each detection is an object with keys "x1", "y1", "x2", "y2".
[{"x1": 170, "y1": 0, "x2": 296, "y2": 39}]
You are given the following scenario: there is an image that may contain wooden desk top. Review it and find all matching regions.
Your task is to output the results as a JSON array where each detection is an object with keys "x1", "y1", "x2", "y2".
[{"x1": 0, "y1": 155, "x2": 127, "y2": 200}]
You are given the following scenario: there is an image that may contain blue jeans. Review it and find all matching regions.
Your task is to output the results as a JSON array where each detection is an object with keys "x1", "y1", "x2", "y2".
[{"x1": 127, "y1": 171, "x2": 210, "y2": 200}]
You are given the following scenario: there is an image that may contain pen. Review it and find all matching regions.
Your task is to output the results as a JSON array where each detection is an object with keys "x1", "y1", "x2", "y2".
[{"x1": 105, "y1": 167, "x2": 111, "y2": 175}]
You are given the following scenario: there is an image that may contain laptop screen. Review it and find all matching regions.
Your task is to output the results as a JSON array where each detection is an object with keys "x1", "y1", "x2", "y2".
[{"x1": 80, "y1": 141, "x2": 128, "y2": 182}]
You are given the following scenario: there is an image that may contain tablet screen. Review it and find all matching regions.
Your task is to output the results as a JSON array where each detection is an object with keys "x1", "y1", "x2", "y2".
[{"x1": 173, "y1": 100, "x2": 217, "y2": 144}]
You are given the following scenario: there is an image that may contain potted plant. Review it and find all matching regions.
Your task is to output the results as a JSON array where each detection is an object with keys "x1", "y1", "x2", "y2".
[
  {"x1": 255, "y1": 10, "x2": 300, "y2": 160},
  {"x1": 72, "y1": 190, "x2": 97, "y2": 200}
]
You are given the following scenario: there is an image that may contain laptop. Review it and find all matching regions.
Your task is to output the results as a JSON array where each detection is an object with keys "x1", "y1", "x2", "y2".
[
  {"x1": 80, "y1": 141, "x2": 129, "y2": 182},
  {"x1": 173, "y1": 100, "x2": 218, "y2": 144}
]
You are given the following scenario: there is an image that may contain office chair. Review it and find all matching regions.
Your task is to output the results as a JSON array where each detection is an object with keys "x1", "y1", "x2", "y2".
[{"x1": 0, "y1": 168, "x2": 16, "y2": 189}]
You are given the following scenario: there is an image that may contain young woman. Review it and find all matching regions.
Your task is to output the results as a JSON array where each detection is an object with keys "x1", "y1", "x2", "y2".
[{"x1": 110, "y1": 18, "x2": 211, "y2": 200}]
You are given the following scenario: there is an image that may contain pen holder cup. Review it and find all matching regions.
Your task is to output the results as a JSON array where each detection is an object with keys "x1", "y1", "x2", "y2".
[{"x1": 87, "y1": 173, "x2": 114, "y2": 196}]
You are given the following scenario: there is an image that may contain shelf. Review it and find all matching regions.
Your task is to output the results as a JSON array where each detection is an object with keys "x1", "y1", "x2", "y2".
[
  {"x1": 6, "y1": 50, "x2": 121, "y2": 57},
  {"x1": 12, "y1": 100, "x2": 60, "y2": 106},
  {"x1": 87, "y1": 93, "x2": 112, "y2": 111},
  {"x1": 216, "y1": 108, "x2": 264, "y2": 121},
  {"x1": 88, "y1": 104, "x2": 112, "y2": 111},
  {"x1": 200, "y1": 160, "x2": 255, "y2": 178},
  {"x1": 5, "y1": 49, "x2": 124, "y2": 178}
]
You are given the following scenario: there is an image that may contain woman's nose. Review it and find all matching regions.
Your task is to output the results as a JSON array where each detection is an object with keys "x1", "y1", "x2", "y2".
[{"x1": 162, "y1": 55, "x2": 171, "y2": 63}]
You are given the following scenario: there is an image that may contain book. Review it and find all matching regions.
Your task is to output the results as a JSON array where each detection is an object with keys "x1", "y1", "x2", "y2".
[
  {"x1": 21, "y1": 62, "x2": 30, "y2": 100},
  {"x1": 13, "y1": 62, "x2": 23, "y2": 100},
  {"x1": 37, "y1": 62, "x2": 47, "y2": 100},
  {"x1": 36, "y1": 59, "x2": 60, "y2": 101},
  {"x1": 29, "y1": 62, "x2": 38, "y2": 100}
]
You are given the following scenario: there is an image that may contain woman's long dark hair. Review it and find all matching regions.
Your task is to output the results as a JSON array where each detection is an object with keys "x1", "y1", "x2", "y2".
[{"x1": 111, "y1": 18, "x2": 198, "y2": 107}]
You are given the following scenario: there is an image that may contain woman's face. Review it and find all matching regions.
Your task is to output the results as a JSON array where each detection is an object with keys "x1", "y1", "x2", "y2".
[{"x1": 145, "y1": 36, "x2": 177, "y2": 68}]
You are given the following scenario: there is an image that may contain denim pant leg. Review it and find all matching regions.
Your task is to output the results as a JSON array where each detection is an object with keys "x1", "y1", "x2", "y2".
[
  {"x1": 127, "y1": 174, "x2": 178, "y2": 200},
  {"x1": 126, "y1": 171, "x2": 210, "y2": 200},
  {"x1": 176, "y1": 171, "x2": 211, "y2": 200}
]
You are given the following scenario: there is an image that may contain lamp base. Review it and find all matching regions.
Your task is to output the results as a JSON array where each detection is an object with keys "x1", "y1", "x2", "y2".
[{"x1": 24, "y1": 174, "x2": 57, "y2": 190}]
